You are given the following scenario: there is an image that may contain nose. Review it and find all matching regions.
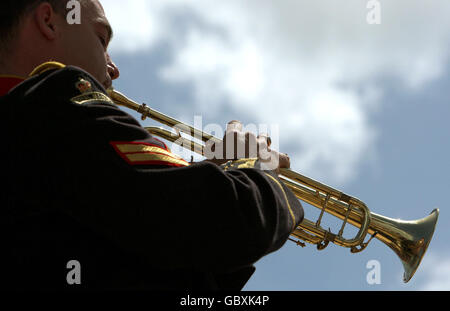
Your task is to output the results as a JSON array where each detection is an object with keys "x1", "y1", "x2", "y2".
[{"x1": 107, "y1": 54, "x2": 120, "y2": 80}]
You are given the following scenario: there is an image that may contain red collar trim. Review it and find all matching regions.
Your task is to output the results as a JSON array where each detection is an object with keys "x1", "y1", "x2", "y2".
[{"x1": 0, "y1": 76, "x2": 25, "y2": 96}]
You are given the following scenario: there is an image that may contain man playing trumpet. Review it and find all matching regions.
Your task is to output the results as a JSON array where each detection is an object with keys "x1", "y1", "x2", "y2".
[{"x1": 0, "y1": 0, "x2": 303, "y2": 290}]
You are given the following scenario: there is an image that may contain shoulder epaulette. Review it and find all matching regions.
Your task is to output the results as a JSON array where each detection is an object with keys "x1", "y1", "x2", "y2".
[{"x1": 28, "y1": 61, "x2": 66, "y2": 77}]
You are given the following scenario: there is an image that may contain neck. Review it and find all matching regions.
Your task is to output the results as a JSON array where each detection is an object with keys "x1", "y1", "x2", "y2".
[{"x1": 0, "y1": 48, "x2": 44, "y2": 78}]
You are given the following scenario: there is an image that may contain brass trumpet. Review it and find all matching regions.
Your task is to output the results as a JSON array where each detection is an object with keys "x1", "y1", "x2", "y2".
[{"x1": 107, "y1": 88, "x2": 439, "y2": 283}]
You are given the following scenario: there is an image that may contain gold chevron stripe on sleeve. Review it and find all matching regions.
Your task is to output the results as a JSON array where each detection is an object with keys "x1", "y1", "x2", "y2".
[
  {"x1": 125, "y1": 153, "x2": 189, "y2": 167},
  {"x1": 111, "y1": 142, "x2": 189, "y2": 167}
]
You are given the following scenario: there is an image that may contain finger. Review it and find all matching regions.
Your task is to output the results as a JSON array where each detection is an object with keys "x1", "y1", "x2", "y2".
[
  {"x1": 223, "y1": 128, "x2": 242, "y2": 160},
  {"x1": 245, "y1": 132, "x2": 258, "y2": 158},
  {"x1": 257, "y1": 136, "x2": 270, "y2": 161},
  {"x1": 278, "y1": 152, "x2": 290, "y2": 169},
  {"x1": 222, "y1": 121, "x2": 242, "y2": 159},
  {"x1": 257, "y1": 133, "x2": 272, "y2": 148},
  {"x1": 226, "y1": 120, "x2": 243, "y2": 134}
]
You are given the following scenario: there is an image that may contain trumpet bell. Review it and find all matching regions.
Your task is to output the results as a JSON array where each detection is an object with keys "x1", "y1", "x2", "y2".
[{"x1": 374, "y1": 208, "x2": 440, "y2": 283}]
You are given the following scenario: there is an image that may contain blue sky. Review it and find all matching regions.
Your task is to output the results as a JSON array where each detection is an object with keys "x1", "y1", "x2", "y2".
[{"x1": 102, "y1": 0, "x2": 449, "y2": 290}]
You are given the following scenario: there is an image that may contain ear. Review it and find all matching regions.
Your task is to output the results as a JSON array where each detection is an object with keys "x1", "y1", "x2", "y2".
[{"x1": 34, "y1": 2, "x2": 62, "y2": 40}]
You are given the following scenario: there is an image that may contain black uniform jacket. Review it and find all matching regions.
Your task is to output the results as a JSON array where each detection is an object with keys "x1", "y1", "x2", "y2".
[{"x1": 0, "y1": 63, "x2": 304, "y2": 291}]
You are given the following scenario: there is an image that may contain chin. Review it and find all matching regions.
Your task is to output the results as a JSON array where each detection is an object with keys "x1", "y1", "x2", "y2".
[{"x1": 102, "y1": 81, "x2": 112, "y2": 90}]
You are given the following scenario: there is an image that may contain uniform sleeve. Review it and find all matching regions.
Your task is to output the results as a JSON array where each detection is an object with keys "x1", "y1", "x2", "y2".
[{"x1": 26, "y1": 66, "x2": 304, "y2": 274}]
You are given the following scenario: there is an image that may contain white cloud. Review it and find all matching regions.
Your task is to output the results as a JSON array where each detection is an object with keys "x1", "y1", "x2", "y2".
[
  {"x1": 101, "y1": 0, "x2": 167, "y2": 53},
  {"x1": 101, "y1": 0, "x2": 450, "y2": 184},
  {"x1": 417, "y1": 251, "x2": 450, "y2": 291}
]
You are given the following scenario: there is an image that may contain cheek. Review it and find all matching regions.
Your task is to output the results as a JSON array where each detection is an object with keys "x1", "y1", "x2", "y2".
[
  {"x1": 59, "y1": 25, "x2": 109, "y2": 83},
  {"x1": 76, "y1": 36, "x2": 108, "y2": 82},
  {"x1": 82, "y1": 54, "x2": 107, "y2": 84}
]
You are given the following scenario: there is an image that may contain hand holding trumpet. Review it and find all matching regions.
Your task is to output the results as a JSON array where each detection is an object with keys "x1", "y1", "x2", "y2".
[{"x1": 204, "y1": 120, "x2": 290, "y2": 173}]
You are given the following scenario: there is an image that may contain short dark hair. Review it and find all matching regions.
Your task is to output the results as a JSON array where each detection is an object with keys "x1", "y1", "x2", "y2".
[{"x1": 0, "y1": 1, "x2": 73, "y2": 56}]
